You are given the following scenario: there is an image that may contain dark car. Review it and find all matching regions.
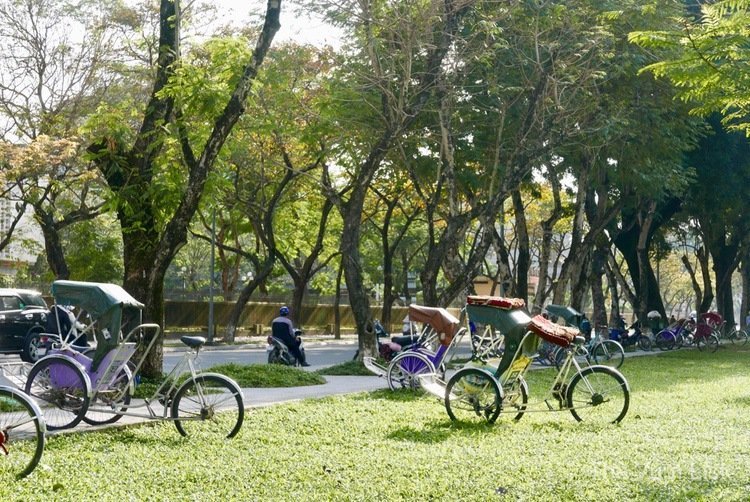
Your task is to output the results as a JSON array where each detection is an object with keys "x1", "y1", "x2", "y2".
[{"x1": 0, "y1": 288, "x2": 49, "y2": 362}]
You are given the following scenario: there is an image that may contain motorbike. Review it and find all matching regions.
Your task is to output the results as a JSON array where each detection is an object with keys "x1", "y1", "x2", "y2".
[
  {"x1": 608, "y1": 322, "x2": 652, "y2": 351},
  {"x1": 266, "y1": 329, "x2": 306, "y2": 366},
  {"x1": 352, "y1": 319, "x2": 417, "y2": 362}
]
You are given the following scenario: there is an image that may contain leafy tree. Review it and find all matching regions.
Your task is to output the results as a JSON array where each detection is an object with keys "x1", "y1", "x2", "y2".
[
  {"x1": 630, "y1": 0, "x2": 750, "y2": 134},
  {"x1": 86, "y1": 0, "x2": 282, "y2": 376}
]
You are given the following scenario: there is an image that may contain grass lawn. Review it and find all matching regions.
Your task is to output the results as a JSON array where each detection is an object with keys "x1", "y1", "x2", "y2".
[{"x1": 5, "y1": 345, "x2": 750, "y2": 500}]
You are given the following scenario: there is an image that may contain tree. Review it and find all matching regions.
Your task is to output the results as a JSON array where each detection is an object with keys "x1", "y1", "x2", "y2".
[
  {"x1": 316, "y1": 0, "x2": 473, "y2": 358},
  {"x1": 630, "y1": 0, "x2": 750, "y2": 135},
  {"x1": 87, "y1": 0, "x2": 282, "y2": 376}
]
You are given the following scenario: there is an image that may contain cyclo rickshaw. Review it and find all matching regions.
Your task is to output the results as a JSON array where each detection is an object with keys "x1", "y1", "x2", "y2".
[
  {"x1": 421, "y1": 296, "x2": 630, "y2": 425},
  {"x1": 23, "y1": 280, "x2": 244, "y2": 438},
  {"x1": 363, "y1": 304, "x2": 466, "y2": 390}
]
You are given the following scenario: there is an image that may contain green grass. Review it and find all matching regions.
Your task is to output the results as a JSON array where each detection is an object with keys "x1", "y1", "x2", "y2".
[
  {"x1": 5, "y1": 346, "x2": 750, "y2": 500},
  {"x1": 133, "y1": 363, "x2": 325, "y2": 398},
  {"x1": 316, "y1": 359, "x2": 380, "y2": 376}
]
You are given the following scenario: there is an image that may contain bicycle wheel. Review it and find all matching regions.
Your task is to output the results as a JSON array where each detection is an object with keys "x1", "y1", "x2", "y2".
[
  {"x1": 24, "y1": 356, "x2": 90, "y2": 430},
  {"x1": 386, "y1": 352, "x2": 435, "y2": 390},
  {"x1": 566, "y1": 366, "x2": 630, "y2": 425},
  {"x1": 674, "y1": 333, "x2": 684, "y2": 349},
  {"x1": 730, "y1": 329, "x2": 749, "y2": 346},
  {"x1": 83, "y1": 367, "x2": 133, "y2": 426},
  {"x1": 0, "y1": 387, "x2": 45, "y2": 479},
  {"x1": 656, "y1": 331, "x2": 675, "y2": 351},
  {"x1": 504, "y1": 377, "x2": 529, "y2": 421},
  {"x1": 172, "y1": 374, "x2": 244, "y2": 439},
  {"x1": 555, "y1": 345, "x2": 589, "y2": 370},
  {"x1": 637, "y1": 336, "x2": 652, "y2": 351},
  {"x1": 697, "y1": 334, "x2": 719, "y2": 353},
  {"x1": 445, "y1": 367, "x2": 502, "y2": 425},
  {"x1": 592, "y1": 340, "x2": 625, "y2": 369}
]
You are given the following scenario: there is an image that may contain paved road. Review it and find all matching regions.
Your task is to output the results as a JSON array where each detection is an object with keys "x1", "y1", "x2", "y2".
[{"x1": 164, "y1": 344, "x2": 358, "y2": 372}]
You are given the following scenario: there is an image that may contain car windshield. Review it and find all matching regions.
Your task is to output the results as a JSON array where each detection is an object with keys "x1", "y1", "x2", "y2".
[{"x1": 18, "y1": 293, "x2": 47, "y2": 308}]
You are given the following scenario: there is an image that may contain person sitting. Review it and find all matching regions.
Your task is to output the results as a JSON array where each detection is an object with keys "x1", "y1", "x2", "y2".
[{"x1": 271, "y1": 306, "x2": 309, "y2": 367}]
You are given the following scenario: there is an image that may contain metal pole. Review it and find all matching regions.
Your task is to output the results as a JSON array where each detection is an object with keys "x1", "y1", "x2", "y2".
[{"x1": 208, "y1": 208, "x2": 216, "y2": 343}]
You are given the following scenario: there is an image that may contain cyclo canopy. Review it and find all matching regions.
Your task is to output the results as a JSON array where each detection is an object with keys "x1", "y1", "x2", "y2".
[
  {"x1": 51, "y1": 280, "x2": 144, "y2": 368},
  {"x1": 407, "y1": 304, "x2": 460, "y2": 346},
  {"x1": 543, "y1": 304, "x2": 583, "y2": 327},
  {"x1": 466, "y1": 295, "x2": 533, "y2": 376}
]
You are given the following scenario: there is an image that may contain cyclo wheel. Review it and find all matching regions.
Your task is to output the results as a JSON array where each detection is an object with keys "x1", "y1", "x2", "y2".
[
  {"x1": 504, "y1": 376, "x2": 529, "y2": 422},
  {"x1": 697, "y1": 334, "x2": 719, "y2": 353},
  {"x1": 592, "y1": 340, "x2": 625, "y2": 369},
  {"x1": 555, "y1": 345, "x2": 589, "y2": 371},
  {"x1": 0, "y1": 386, "x2": 45, "y2": 479},
  {"x1": 386, "y1": 351, "x2": 435, "y2": 391},
  {"x1": 656, "y1": 331, "x2": 675, "y2": 351},
  {"x1": 445, "y1": 367, "x2": 502, "y2": 425},
  {"x1": 25, "y1": 356, "x2": 90, "y2": 431},
  {"x1": 82, "y1": 367, "x2": 133, "y2": 426},
  {"x1": 637, "y1": 335, "x2": 652, "y2": 351},
  {"x1": 172, "y1": 374, "x2": 244, "y2": 439},
  {"x1": 566, "y1": 366, "x2": 630, "y2": 425},
  {"x1": 730, "y1": 329, "x2": 749, "y2": 346}
]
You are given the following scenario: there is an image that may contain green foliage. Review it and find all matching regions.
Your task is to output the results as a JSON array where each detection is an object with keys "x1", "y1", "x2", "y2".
[
  {"x1": 202, "y1": 363, "x2": 325, "y2": 387},
  {"x1": 315, "y1": 360, "x2": 377, "y2": 376},
  {"x1": 62, "y1": 216, "x2": 124, "y2": 283},
  {"x1": 8, "y1": 347, "x2": 750, "y2": 499},
  {"x1": 630, "y1": 0, "x2": 750, "y2": 134}
]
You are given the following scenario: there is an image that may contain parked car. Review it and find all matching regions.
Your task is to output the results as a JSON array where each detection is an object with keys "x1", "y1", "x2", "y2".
[{"x1": 0, "y1": 288, "x2": 49, "y2": 362}]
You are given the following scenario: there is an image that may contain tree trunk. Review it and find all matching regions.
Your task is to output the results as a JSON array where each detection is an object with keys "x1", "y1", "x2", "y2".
[
  {"x1": 532, "y1": 174, "x2": 563, "y2": 313},
  {"x1": 511, "y1": 189, "x2": 530, "y2": 304}
]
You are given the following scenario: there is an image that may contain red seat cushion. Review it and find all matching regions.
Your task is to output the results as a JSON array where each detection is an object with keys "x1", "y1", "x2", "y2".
[
  {"x1": 528, "y1": 314, "x2": 578, "y2": 347},
  {"x1": 466, "y1": 295, "x2": 525, "y2": 310}
]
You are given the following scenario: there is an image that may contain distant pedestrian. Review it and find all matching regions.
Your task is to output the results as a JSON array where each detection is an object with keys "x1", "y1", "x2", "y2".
[{"x1": 579, "y1": 314, "x2": 592, "y2": 341}]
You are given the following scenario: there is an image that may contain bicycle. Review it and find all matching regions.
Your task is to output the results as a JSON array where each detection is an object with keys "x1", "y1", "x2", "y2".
[
  {"x1": 426, "y1": 302, "x2": 630, "y2": 426},
  {"x1": 715, "y1": 320, "x2": 749, "y2": 346},
  {"x1": 554, "y1": 325, "x2": 624, "y2": 370},
  {"x1": 23, "y1": 280, "x2": 244, "y2": 439},
  {"x1": 0, "y1": 385, "x2": 46, "y2": 479}
]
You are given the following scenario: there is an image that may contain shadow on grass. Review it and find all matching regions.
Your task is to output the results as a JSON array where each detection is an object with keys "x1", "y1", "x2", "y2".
[
  {"x1": 350, "y1": 388, "x2": 426, "y2": 402},
  {"x1": 386, "y1": 418, "x2": 504, "y2": 444}
]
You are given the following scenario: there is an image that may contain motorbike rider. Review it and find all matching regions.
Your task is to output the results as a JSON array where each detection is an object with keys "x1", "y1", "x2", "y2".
[{"x1": 271, "y1": 306, "x2": 309, "y2": 367}]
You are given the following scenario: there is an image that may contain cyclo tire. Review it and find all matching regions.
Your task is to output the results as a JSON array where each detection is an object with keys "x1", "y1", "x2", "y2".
[
  {"x1": 24, "y1": 356, "x2": 90, "y2": 431},
  {"x1": 655, "y1": 331, "x2": 675, "y2": 351},
  {"x1": 504, "y1": 376, "x2": 529, "y2": 422},
  {"x1": 172, "y1": 373, "x2": 244, "y2": 439},
  {"x1": 730, "y1": 329, "x2": 749, "y2": 346},
  {"x1": 697, "y1": 334, "x2": 719, "y2": 353},
  {"x1": 0, "y1": 386, "x2": 46, "y2": 479},
  {"x1": 566, "y1": 365, "x2": 630, "y2": 425},
  {"x1": 592, "y1": 340, "x2": 625, "y2": 369},
  {"x1": 82, "y1": 367, "x2": 133, "y2": 426},
  {"x1": 386, "y1": 351, "x2": 435, "y2": 391},
  {"x1": 445, "y1": 367, "x2": 502, "y2": 425},
  {"x1": 637, "y1": 335, "x2": 652, "y2": 351}
]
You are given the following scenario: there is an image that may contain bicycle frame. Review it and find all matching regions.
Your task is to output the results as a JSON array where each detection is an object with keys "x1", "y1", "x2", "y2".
[{"x1": 494, "y1": 332, "x2": 606, "y2": 414}]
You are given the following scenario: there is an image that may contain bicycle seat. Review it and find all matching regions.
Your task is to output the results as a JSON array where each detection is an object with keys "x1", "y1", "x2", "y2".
[
  {"x1": 181, "y1": 336, "x2": 206, "y2": 349},
  {"x1": 574, "y1": 335, "x2": 586, "y2": 345}
]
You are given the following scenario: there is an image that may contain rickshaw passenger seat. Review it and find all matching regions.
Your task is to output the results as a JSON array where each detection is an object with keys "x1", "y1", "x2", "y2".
[{"x1": 181, "y1": 336, "x2": 207, "y2": 349}]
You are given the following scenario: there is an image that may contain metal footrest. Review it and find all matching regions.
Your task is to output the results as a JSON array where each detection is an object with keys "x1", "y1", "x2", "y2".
[
  {"x1": 0, "y1": 361, "x2": 33, "y2": 388},
  {"x1": 418, "y1": 373, "x2": 448, "y2": 400},
  {"x1": 363, "y1": 357, "x2": 388, "y2": 378}
]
